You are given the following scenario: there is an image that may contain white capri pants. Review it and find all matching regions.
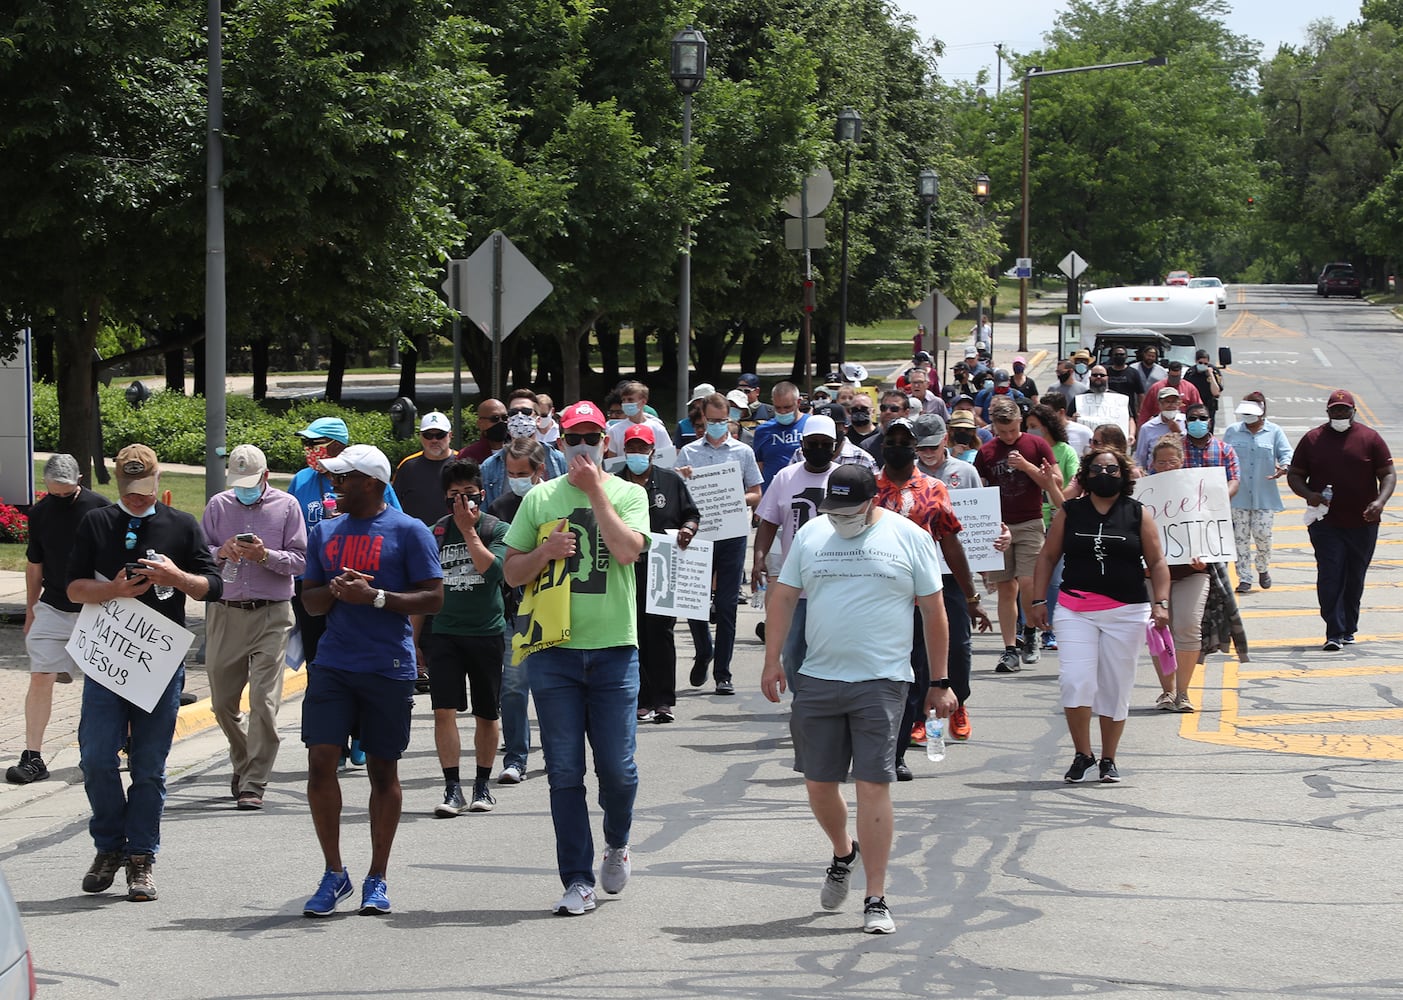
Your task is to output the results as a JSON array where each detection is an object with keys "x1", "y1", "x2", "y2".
[{"x1": 1053, "y1": 601, "x2": 1151, "y2": 721}]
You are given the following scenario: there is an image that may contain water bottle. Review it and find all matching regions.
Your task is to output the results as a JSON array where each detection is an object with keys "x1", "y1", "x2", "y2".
[
  {"x1": 925, "y1": 711, "x2": 946, "y2": 762},
  {"x1": 1321, "y1": 485, "x2": 1333, "y2": 505},
  {"x1": 220, "y1": 556, "x2": 240, "y2": 584},
  {"x1": 750, "y1": 575, "x2": 767, "y2": 609},
  {"x1": 322, "y1": 491, "x2": 339, "y2": 518},
  {"x1": 146, "y1": 549, "x2": 174, "y2": 600}
]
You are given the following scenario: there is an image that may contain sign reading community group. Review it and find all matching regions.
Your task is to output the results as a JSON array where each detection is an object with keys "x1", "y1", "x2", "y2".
[
  {"x1": 1133, "y1": 465, "x2": 1237, "y2": 565},
  {"x1": 65, "y1": 597, "x2": 196, "y2": 712}
]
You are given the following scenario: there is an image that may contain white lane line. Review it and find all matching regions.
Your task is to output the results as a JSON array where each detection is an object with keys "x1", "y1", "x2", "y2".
[{"x1": 1313, "y1": 348, "x2": 1332, "y2": 368}]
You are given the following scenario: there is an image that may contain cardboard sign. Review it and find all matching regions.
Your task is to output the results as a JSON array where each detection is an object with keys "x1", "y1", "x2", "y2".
[
  {"x1": 65, "y1": 598, "x2": 196, "y2": 712},
  {"x1": 512, "y1": 520, "x2": 572, "y2": 665},
  {"x1": 1133, "y1": 466, "x2": 1237, "y2": 565},
  {"x1": 945, "y1": 487, "x2": 1006, "y2": 572},
  {"x1": 1075, "y1": 391, "x2": 1132, "y2": 435},
  {"x1": 645, "y1": 530, "x2": 714, "y2": 620},
  {"x1": 685, "y1": 462, "x2": 751, "y2": 540}
]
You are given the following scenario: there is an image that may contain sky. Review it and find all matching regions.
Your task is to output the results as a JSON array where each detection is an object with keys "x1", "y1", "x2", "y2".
[{"x1": 895, "y1": 0, "x2": 1338, "y2": 87}]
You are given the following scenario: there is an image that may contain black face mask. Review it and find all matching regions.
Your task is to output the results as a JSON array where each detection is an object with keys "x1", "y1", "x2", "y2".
[
  {"x1": 483, "y1": 421, "x2": 509, "y2": 443},
  {"x1": 850, "y1": 411, "x2": 871, "y2": 426},
  {"x1": 52, "y1": 489, "x2": 79, "y2": 502},
  {"x1": 802, "y1": 443, "x2": 835, "y2": 468},
  {"x1": 1057, "y1": 371, "x2": 1071, "y2": 382},
  {"x1": 883, "y1": 445, "x2": 917, "y2": 469},
  {"x1": 951, "y1": 431, "x2": 976, "y2": 448},
  {"x1": 1086, "y1": 471, "x2": 1121, "y2": 498}
]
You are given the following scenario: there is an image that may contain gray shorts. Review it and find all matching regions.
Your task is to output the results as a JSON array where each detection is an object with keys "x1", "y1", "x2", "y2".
[
  {"x1": 26, "y1": 603, "x2": 78, "y2": 675},
  {"x1": 790, "y1": 674, "x2": 908, "y2": 783}
]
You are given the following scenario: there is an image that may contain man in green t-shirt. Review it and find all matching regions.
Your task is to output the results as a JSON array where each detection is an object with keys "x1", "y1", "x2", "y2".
[
  {"x1": 421, "y1": 459, "x2": 510, "y2": 817},
  {"x1": 503, "y1": 401, "x2": 650, "y2": 917}
]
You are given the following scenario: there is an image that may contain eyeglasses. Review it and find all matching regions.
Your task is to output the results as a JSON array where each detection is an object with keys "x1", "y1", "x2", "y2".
[
  {"x1": 125, "y1": 516, "x2": 140, "y2": 551},
  {"x1": 421, "y1": 431, "x2": 448, "y2": 440},
  {"x1": 479, "y1": 414, "x2": 506, "y2": 423},
  {"x1": 508, "y1": 407, "x2": 536, "y2": 417},
  {"x1": 1091, "y1": 464, "x2": 1122, "y2": 476},
  {"x1": 304, "y1": 438, "x2": 333, "y2": 448},
  {"x1": 563, "y1": 432, "x2": 602, "y2": 446},
  {"x1": 1090, "y1": 375, "x2": 1108, "y2": 381},
  {"x1": 879, "y1": 404, "x2": 905, "y2": 413}
]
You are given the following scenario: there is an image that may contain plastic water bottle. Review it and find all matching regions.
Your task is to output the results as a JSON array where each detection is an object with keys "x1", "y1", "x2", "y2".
[
  {"x1": 1321, "y1": 485, "x2": 1333, "y2": 505},
  {"x1": 146, "y1": 549, "x2": 174, "y2": 600},
  {"x1": 220, "y1": 556, "x2": 240, "y2": 584},
  {"x1": 322, "y1": 491, "x2": 339, "y2": 518},
  {"x1": 925, "y1": 711, "x2": 946, "y2": 762},
  {"x1": 750, "y1": 576, "x2": 767, "y2": 609}
]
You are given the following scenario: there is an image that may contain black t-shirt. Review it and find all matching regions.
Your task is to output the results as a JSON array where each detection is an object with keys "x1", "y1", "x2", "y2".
[
  {"x1": 67, "y1": 503, "x2": 223, "y2": 626},
  {"x1": 1059, "y1": 495, "x2": 1148, "y2": 605},
  {"x1": 1105, "y1": 366, "x2": 1145, "y2": 402},
  {"x1": 26, "y1": 488, "x2": 113, "y2": 612},
  {"x1": 393, "y1": 454, "x2": 453, "y2": 526},
  {"x1": 1183, "y1": 368, "x2": 1219, "y2": 414},
  {"x1": 613, "y1": 466, "x2": 700, "y2": 533}
]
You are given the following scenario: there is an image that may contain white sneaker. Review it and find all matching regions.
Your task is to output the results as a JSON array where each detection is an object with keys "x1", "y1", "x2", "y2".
[
  {"x1": 497, "y1": 764, "x2": 524, "y2": 785},
  {"x1": 600, "y1": 845, "x2": 631, "y2": 895},
  {"x1": 554, "y1": 882, "x2": 596, "y2": 916},
  {"x1": 862, "y1": 896, "x2": 895, "y2": 934},
  {"x1": 820, "y1": 842, "x2": 861, "y2": 911}
]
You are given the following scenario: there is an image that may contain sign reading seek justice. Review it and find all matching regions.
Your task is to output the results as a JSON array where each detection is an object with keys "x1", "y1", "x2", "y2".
[
  {"x1": 1132, "y1": 466, "x2": 1237, "y2": 566},
  {"x1": 65, "y1": 597, "x2": 196, "y2": 712}
]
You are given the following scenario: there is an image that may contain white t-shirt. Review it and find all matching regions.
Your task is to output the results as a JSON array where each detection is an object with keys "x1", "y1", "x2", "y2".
[
  {"x1": 780, "y1": 510, "x2": 943, "y2": 683},
  {"x1": 756, "y1": 463, "x2": 834, "y2": 559},
  {"x1": 606, "y1": 415, "x2": 677, "y2": 468}
]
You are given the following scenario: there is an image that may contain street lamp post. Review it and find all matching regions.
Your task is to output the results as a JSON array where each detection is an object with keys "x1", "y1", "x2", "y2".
[
  {"x1": 973, "y1": 172, "x2": 991, "y2": 350},
  {"x1": 836, "y1": 108, "x2": 863, "y2": 369},
  {"x1": 671, "y1": 27, "x2": 707, "y2": 422},
  {"x1": 1018, "y1": 56, "x2": 1166, "y2": 352},
  {"x1": 918, "y1": 167, "x2": 939, "y2": 372}
]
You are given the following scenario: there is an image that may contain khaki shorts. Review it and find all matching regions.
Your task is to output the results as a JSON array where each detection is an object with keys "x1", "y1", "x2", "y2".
[
  {"x1": 25, "y1": 603, "x2": 78, "y2": 675},
  {"x1": 985, "y1": 518, "x2": 1045, "y2": 584}
]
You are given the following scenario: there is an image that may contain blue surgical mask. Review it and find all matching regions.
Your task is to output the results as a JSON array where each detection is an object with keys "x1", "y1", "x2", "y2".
[
  {"x1": 118, "y1": 499, "x2": 156, "y2": 518},
  {"x1": 729, "y1": 407, "x2": 743, "y2": 421},
  {"x1": 1074, "y1": 363, "x2": 1088, "y2": 376},
  {"x1": 706, "y1": 420, "x2": 730, "y2": 441},
  {"x1": 622, "y1": 402, "x2": 641, "y2": 417},
  {"x1": 234, "y1": 485, "x2": 264, "y2": 506},
  {"x1": 1187, "y1": 419, "x2": 1210, "y2": 438},
  {"x1": 507, "y1": 476, "x2": 535, "y2": 497},
  {"x1": 624, "y1": 454, "x2": 651, "y2": 475},
  {"x1": 774, "y1": 410, "x2": 797, "y2": 425}
]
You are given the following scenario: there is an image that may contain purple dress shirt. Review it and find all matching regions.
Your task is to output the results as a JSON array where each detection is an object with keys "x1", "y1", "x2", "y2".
[{"x1": 201, "y1": 486, "x2": 308, "y2": 602}]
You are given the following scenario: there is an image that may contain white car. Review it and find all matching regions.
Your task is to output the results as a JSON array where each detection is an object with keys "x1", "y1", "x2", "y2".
[
  {"x1": 0, "y1": 870, "x2": 35, "y2": 1000},
  {"x1": 1187, "y1": 276, "x2": 1228, "y2": 309}
]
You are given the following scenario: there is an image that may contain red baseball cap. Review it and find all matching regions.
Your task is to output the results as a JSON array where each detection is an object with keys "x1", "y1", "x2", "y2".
[
  {"x1": 559, "y1": 401, "x2": 607, "y2": 430},
  {"x1": 623, "y1": 423, "x2": 655, "y2": 445},
  {"x1": 1326, "y1": 390, "x2": 1355, "y2": 409}
]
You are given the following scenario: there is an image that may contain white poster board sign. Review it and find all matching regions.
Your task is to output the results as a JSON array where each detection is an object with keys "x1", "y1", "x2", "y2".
[
  {"x1": 1133, "y1": 466, "x2": 1237, "y2": 565},
  {"x1": 645, "y1": 531, "x2": 714, "y2": 620},
  {"x1": 685, "y1": 462, "x2": 750, "y2": 540},
  {"x1": 946, "y1": 487, "x2": 1006, "y2": 572},
  {"x1": 66, "y1": 598, "x2": 196, "y2": 712},
  {"x1": 1075, "y1": 391, "x2": 1131, "y2": 435}
]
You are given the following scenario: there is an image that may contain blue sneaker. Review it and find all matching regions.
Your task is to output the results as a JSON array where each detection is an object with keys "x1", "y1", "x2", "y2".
[
  {"x1": 303, "y1": 868, "x2": 353, "y2": 917},
  {"x1": 348, "y1": 739, "x2": 366, "y2": 767},
  {"x1": 360, "y1": 875, "x2": 391, "y2": 915}
]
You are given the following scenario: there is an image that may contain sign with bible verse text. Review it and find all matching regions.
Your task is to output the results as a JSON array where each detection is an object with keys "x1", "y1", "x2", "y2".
[
  {"x1": 65, "y1": 597, "x2": 195, "y2": 712},
  {"x1": 645, "y1": 531, "x2": 714, "y2": 620},
  {"x1": 945, "y1": 486, "x2": 1005, "y2": 572},
  {"x1": 685, "y1": 462, "x2": 750, "y2": 540},
  {"x1": 1133, "y1": 465, "x2": 1237, "y2": 565}
]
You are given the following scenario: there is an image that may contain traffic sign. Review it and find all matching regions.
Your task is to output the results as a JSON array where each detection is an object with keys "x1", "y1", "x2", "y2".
[
  {"x1": 781, "y1": 167, "x2": 835, "y2": 218},
  {"x1": 462, "y1": 231, "x2": 553, "y2": 342},
  {"x1": 1058, "y1": 251, "x2": 1089, "y2": 280},
  {"x1": 910, "y1": 289, "x2": 960, "y2": 338},
  {"x1": 784, "y1": 218, "x2": 827, "y2": 250},
  {"x1": 1014, "y1": 257, "x2": 1033, "y2": 279}
]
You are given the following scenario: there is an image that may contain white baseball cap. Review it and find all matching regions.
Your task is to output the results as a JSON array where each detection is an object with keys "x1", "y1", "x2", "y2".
[
  {"x1": 321, "y1": 444, "x2": 393, "y2": 485},
  {"x1": 226, "y1": 444, "x2": 268, "y2": 488},
  {"x1": 420, "y1": 412, "x2": 452, "y2": 434},
  {"x1": 801, "y1": 415, "x2": 837, "y2": 439}
]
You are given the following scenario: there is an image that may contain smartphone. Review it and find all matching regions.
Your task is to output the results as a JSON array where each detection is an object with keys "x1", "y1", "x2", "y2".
[
  {"x1": 124, "y1": 562, "x2": 147, "y2": 579},
  {"x1": 236, "y1": 533, "x2": 256, "y2": 543}
]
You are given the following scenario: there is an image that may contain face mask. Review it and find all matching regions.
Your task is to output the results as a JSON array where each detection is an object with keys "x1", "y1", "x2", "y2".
[
  {"x1": 564, "y1": 441, "x2": 604, "y2": 466},
  {"x1": 507, "y1": 476, "x2": 535, "y2": 497},
  {"x1": 774, "y1": 410, "x2": 797, "y2": 426},
  {"x1": 1196, "y1": 363, "x2": 1209, "y2": 373},
  {"x1": 51, "y1": 489, "x2": 79, "y2": 503},
  {"x1": 536, "y1": 413, "x2": 553, "y2": 432},
  {"x1": 234, "y1": 485, "x2": 264, "y2": 506},
  {"x1": 304, "y1": 445, "x2": 330, "y2": 470},
  {"x1": 1330, "y1": 417, "x2": 1352, "y2": 432},
  {"x1": 728, "y1": 407, "x2": 743, "y2": 421},
  {"x1": 851, "y1": 411, "x2": 872, "y2": 426},
  {"x1": 706, "y1": 420, "x2": 730, "y2": 441},
  {"x1": 484, "y1": 421, "x2": 509, "y2": 443},
  {"x1": 624, "y1": 454, "x2": 651, "y2": 474},
  {"x1": 1111, "y1": 357, "x2": 1126, "y2": 367},
  {"x1": 802, "y1": 442, "x2": 834, "y2": 468},
  {"x1": 1074, "y1": 363, "x2": 1088, "y2": 376},
  {"x1": 622, "y1": 402, "x2": 641, "y2": 418},
  {"x1": 119, "y1": 499, "x2": 156, "y2": 518},
  {"x1": 1187, "y1": 419, "x2": 1210, "y2": 438},
  {"x1": 829, "y1": 506, "x2": 871, "y2": 539},
  {"x1": 958, "y1": 448, "x2": 978, "y2": 463},
  {"x1": 1086, "y1": 471, "x2": 1121, "y2": 498},
  {"x1": 1057, "y1": 371, "x2": 1071, "y2": 382},
  {"x1": 883, "y1": 445, "x2": 917, "y2": 469}
]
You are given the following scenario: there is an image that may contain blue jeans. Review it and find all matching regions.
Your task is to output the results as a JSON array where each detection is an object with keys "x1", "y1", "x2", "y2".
[
  {"x1": 706, "y1": 536, "x2": 747, "y2": 683},
  {"x1": 500, "y1": 617, "x2": 531, "y2": 772},
  {"x1": 1044, "y1": 556, "x2": 1065, "y2": 630},
  {"x1": 780, "y1": 598, "x2": 808, "y2": 691},
  {"x1": 527, "y1": 645, "x2": 639, "y2": 887},
  {"x1": 942, "y1": 575, "x2": 973, "y2": 705},
  {"x1": 79, "y1": 666, "x2": 184, "y2": 857},
  {"x1": 1309, "y1": 521, "x2": 1378, "y2": 640}
]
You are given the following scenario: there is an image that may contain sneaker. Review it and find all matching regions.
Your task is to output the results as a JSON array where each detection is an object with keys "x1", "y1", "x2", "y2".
[
  {"x1": 1344, "y1": 634, "x2": 1357, "y2": 644},
  {"x1": 469, "y1": 783, "x2": 496, "y2": 813},
  {"x1": 125, "y1": 854, "x2": 157, "y2": 902},
  {"x1": 497, "y1": 764, "x2": 525, "y2": 785},
  {"x1": 895, "y1": 761, "x2": 913, "y2": 781},
  {"x1": 862, "y1": 896, "x2": 896, "y2": 934},
  {"x1": 996, "y1": 648, "x2": 1021, "y2": 673},
  {"x1": 1235, "y1": 580, "x2": 1253, "y2": 594},
  {"x1": 82, "y1": 849, "x2": 126, "y2": 893},
  {"x1": 1064, "y1": 752, "x2": 1098, "y2": 783},
  {"x1": 654, "y1": 708, "x2": 675, "y2": 724},
  {"x1": 5, "y1": 754, "x2": 48, "y2": 785},
  {"x1": 1021, "y1": 627, "x2": 1040, "y2": 664},
  {"x1": 1155, "y1": 691, "x2": 1176, "y2": 711},
  {"x1": 688, "y1": 655, "x2": 710, "y2": 687},
  {"x1": 554, "y1": 881, "x2": 596, "y2": 915},
  {"x1": 715, "y1": 680, "x2": 735, "y2": 695},
  {"x1": 303, "y1": 868, "x2": 353, "y2": 917},
  {"x1": 359, "y1": 875, "x2": 390, "y2": 915},
  {"x1": 755, "y1": 622, "x2": 766, "y2": 642},
  {"x1": 600, "y1": 845, "x2": 631, "y2": 894},
  {"x1": 1174, "y1": 693, "x2": 1195, "y2": 713},
  {"x1": 1322, "y1": 639, "x2": 1343, "y2": 652},
  {"x1": 235, "y1": 790, "x2": 264, "y2": 810},
  {"x1": 1041, "y1": 631, "x2": 1058, "y2": 651},
  {"x1": 348, "y1": 739, "x2": 366, "y2": 766},
  {"x1": 636, "y1": 708, "x2": 655, "y2": 723},
  {"x1": 908, "y1": 721, "x2": 927, "y2": 747},
  {"x1": 415, "y1": 669, "x2": 431, "y2": 694},
  {"x1": 948, "y1": 705, "x2": 971, "y2": 741},
  {"x1": 56, "y1": 671, "x2": 73, "y2": 684},
  {"x1": 435, "y1": 783, "x2": 468, "y2": 817},
  {"x1": 1259, "y1": 571, "x2": 1272, "y2": 590},
  {"x1": 819, "y1": 842, "x2": 860, "y2": 911},
  {"x1": 1099, "y1": 758, "x2": 1121, "y2": 783}
]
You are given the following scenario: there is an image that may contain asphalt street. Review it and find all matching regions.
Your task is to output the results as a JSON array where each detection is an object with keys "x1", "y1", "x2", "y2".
[{"x1": 2, "y1": 284, "x2": 1401, "y2": 999}]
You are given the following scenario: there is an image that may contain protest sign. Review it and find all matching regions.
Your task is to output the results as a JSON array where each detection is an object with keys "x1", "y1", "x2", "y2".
[
  {"x1": 1133, "y1": 465, "x2": 1236, "y2": 565},
  {"x1": 686, "y1": 463, "x2": 750, "y2": 540},
  {"x1": 645, "y1": 531, "x2": 714, "y2": 620},
  {"x1": 65, "y1": 597, "x2": 195, "y2": 712},
  {"x1": 1075, "y1": 392, "x2": 1132, "y2": 435},
  {"x1": 946, "y1": 486, "x2": 1006, "y2": 572}
]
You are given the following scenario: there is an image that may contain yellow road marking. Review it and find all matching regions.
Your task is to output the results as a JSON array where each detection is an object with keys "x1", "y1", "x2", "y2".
[
  {"x1": 1237, "y1": 665, "x2": 1403, "y2": 680},
  {"x1": 1236, "y1": 709, "x2": 1403, "y2": 726},
  {"x1": 1269, "y1": 560, "x2": 1403, "y2": 568},
  {"x1": 1239, "y1": 607, "x2": 1403, "y2": 619}
]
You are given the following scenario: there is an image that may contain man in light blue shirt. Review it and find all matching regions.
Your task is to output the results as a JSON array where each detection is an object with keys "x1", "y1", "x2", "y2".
[{"x1": 1222, "y1": 393, "x2": 1292, "y2": 592}]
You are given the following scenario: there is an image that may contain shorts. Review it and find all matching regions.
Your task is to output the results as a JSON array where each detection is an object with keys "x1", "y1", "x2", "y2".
[
  {"x1": 986, "y1": 518, "x2": 1045, "y2": 583},
  {"x1": 426, "y1": 631, "x2": 505, "y2": 718},
  {"x1": 301, "y1": 666, "x2": 415, "y2": 760},
  {"x1": 1169, "y1": 572, "x2": 1210, "y2": 650},
  {"x1": 789, "y1": 674, "x2": 908, "y2": 783},
  {"x1": 25, "y1": 603, "x2": 78, "y2": 674}
]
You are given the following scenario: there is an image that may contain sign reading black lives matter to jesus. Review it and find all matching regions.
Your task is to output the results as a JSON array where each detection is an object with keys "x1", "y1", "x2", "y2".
[
  {"x1": 66, "y1": 597, "x2": 196, "y2": 712},
  {"x1": 1132, "y1": 466, "x2": 1237, "y2": 566}
]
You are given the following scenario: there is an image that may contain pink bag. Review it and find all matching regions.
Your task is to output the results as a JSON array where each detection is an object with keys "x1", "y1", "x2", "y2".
[{"x1": 1146, "y1": 621, "x2": 1176, "y2": 677}]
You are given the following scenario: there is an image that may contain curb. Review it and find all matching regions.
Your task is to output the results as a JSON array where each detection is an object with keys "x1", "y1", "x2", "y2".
[{"x1": 171, "y1": 665, "x2": 309, "y2": 743}]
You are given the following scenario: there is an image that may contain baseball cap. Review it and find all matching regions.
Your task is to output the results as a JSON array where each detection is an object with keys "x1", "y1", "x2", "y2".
[
  {"x1": 913, "y1": 414, "x2": 946, "y2": 447},
  {"x1": 623, "y1": 423, "x2": 655, "y2": 445},
  {"x1": 818, "y1": 465, "x2": 878, "y2": 513},
  {"x1": 822, "y1": 403, "x2": 850, "y2": 427},
  {"x1": 954, "y1": 393, "x2": 976, "y2": 407},
  {"x1": 43, "y1": 453, "x2": 81, "y2": 486},
  {"x1": 1235, "y1": 400, "x2": 1264, "y2": 417},
  {"x1": 948, "y1": 410, "x2": 977, "y2": 430},
  {"x1": 297, "y1": 417, "x2": 350, "y2": 445},
  {"x1": 801, "y1": 414, "x2": 837, "y2": 440},
  {"x1": 725, "y1": 389, "x2": 750, "y2": 411},
  {"x1": 559, "y1": 401, "x2": 607, "y2": 430},
  {"x1": 964, "y1": 345, "x2": 978, "y2": 358},
  {"x1": 737, "y1": 373, "x2": 761, "y2": 388},
  {"x1": 115, "y1": 444, "x2": 159, "y2": 494},
  {"x1": 1158, "y1": 386, "x2": 1181, "y2": 399},
  {"x1": 226, "y1": 444, "x2": 268, "y2": 488},
  {"x1": 1327, "y1": 390, "x2": 1355, "y2": 409},
  {"x1": 993, "y1": 368, "x2": 1011, "y2": 385},
  {"x1": 912, "y1": 351, "x2": 933, "y2": 365},
  {"x1": 1166, "y1": 359, "x2": 1184, "y2": 371},
  {"x1": 976, "y1": 341, "x2": 988, "y2": 352},
  {"x1": 320, "y1": 444, "x2": 393, "y2": 485},
  {"x1": 420, "y1": 412, "x2": 452, "y2": 434},
  {"x1": 884, "y1": 417, "x2": 916, "y2": 439},
  {"x1": 689, "y1": 382, "x2": 716, "y2": 403}
]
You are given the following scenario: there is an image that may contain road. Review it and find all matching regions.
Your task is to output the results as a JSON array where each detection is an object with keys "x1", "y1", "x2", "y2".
[{"x1": 1, "y1": 283, "x2": 1401, "y2": 999}]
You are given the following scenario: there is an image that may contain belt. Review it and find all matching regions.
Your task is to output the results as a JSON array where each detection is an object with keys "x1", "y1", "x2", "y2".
[{"x1": 218, "y1": 599, "x2": 286, "y2": 610}]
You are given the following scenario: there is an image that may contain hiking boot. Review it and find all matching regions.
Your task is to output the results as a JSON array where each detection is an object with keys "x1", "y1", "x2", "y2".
[
  {"x1": 82, "y1": 849, "x2": 126, "y2": 893},
  {"x1": 126, "y1": 854, "x2": 157, "y2": 902},
  {"x1": 6, "y1": 753, "x2": 48, "y2": 785},
  {"x1": 820, "y1": 842, "x2": 860, "y2": 911}
]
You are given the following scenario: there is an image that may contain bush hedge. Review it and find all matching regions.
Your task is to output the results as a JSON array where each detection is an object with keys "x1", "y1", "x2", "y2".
[{"x1": 31, "y1": 383, "x2": 478, "y2": 473}]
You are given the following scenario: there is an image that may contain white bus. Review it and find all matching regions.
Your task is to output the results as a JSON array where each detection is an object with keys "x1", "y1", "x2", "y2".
[{"x1": 1079, "y1": 286, "x2": 1225, "y2": 367}]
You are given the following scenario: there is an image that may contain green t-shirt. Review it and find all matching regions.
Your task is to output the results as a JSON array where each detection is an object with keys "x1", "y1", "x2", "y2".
[
  {"x1": 1044, "y1": 440, "x2": 1080, "y2": 528},
  {"x1": 433, "y1": 515, "x2": 510, "y2": 636},
  {"x1": 503, "y1": 474, "x2": 649, "y2": 650}
]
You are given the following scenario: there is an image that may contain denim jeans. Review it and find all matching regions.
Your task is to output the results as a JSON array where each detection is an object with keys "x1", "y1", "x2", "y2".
[
  {"x1": 1309, "y1": 520, "x2": 1379, "y2": 640},
  {"x1": 527, "y1": 645, "x2": 639, "y2": 887},
  {"x1": 705, "y1": 536, "x2": 747, "y2": 683},
  {"x1": 79, "y1": 666, "x2": 184, "y2": 857},
  {"x1": 499, "y1": 617, "x2": 531, "y2": 772},
  {"x1": 1044, "y1": 556, "x2": 1065, "y2": 630},
  {"x1": 780, "y1": 597, "x2": 808, "y2": 690}
]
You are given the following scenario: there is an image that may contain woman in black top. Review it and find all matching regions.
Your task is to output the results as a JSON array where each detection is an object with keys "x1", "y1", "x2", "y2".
[{"x1": 1030, "y1": 447, "x2": 1170, "y2": 783}]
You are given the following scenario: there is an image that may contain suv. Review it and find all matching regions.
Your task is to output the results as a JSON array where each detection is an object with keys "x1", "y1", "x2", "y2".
[{"x1": 1317, "y1": 262, "x2": 1363, "y2": 298}]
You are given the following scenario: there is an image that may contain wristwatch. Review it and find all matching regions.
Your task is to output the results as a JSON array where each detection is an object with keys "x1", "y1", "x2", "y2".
[
  {"x1": 373, "y1": 589, "x2": 387, "y2": 609},
  {"x1": 929, "y1": 678, "x2": 952, "y2": 689},
  {"x1": 967, "y1": 593, "x2": 982, "y2": 605},
  {"x1": 1154, "y1": 599, "x2": 1169, "y2": 609}
]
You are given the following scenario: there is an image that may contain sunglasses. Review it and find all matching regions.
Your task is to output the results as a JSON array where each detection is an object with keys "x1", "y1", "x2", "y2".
[
  {"x1": 563, "y1": 432, "x2": 602, "y2": 446},
  {"x1": 879, "y1": 404, "x2": 905, "y2": 413},
  {"x1": 125, "y1": 516, "x2": 141, "y2": 551},
  {"x1": 421, "y1": 430, "x2": 448, "y2": 440},
  {"x1": 330, "y1": 471, "x2": 370, "y2": 484},
  {"x1": 447, "y1": 490, "x2": 483, "y2": 503},
  {"x1": 508, "y1": 407, "x2": 536, "y2": 417},
  {"x1": 479, "y1": 414, "x2": 507, "y2": 424}
]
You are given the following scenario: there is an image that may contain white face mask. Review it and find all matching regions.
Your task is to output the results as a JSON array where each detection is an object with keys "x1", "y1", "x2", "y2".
[
  {"x1": 564, "y1": 441, "x2": 603, "y2": 467},
  {"x1": 119, "y1": 499, "x2": 156, "y2": 518},
  {"x1": 1330, "y1": 417, "x2": 1352, "y2": 433},
  {"x1": 828, "y1": 504, "x2": 871, "y2": 539},
  {"x1": 507, "y1": 476, "x2": 535, "y2": 497}
]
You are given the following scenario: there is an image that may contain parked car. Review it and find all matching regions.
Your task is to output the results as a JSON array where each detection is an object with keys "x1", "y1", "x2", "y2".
[
  {"x1": 1317, "y1": 263, "x2": 1363, "y2": 298},
  {"x1": 1187, "y1": 276, "x2": 1228, "y2": 309},
  {"x1": 0, "y1": 870, "x2": 35, "y2": 1000},
  {"x1": 1165, "y1": 270, "x2": 1191, "y2": 286}
]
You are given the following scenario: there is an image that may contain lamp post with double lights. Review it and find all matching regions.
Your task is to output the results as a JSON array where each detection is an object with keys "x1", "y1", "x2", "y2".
[
  {"x1": 836, "y1": 107, "x2": 863, "y2": 368},
  {"x1": 671, "y1": 26, "x2": 707, "y2": 422},
  {"x1": 1018, "y1": 56, "x2": 1167, "y2": 352}
]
